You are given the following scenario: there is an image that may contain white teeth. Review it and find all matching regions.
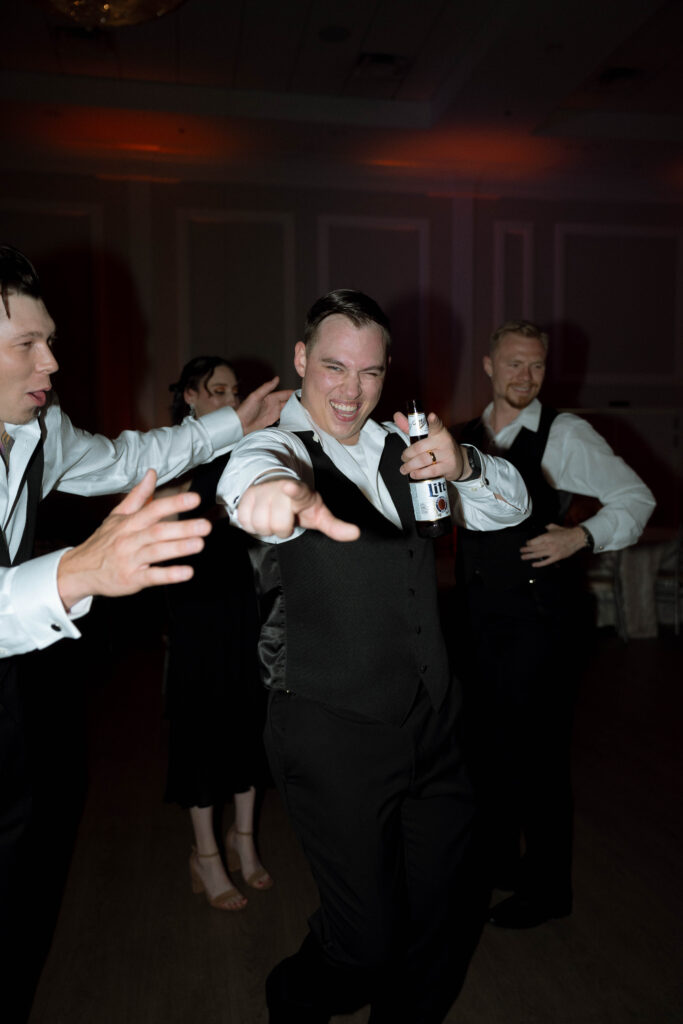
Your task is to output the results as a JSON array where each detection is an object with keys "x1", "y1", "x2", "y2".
[{"x1": 330, "y1": 402, "x2": 357, "y2": 412}]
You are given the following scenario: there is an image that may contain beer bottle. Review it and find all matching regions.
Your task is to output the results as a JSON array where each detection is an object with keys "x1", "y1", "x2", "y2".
[{"x1": 405, "y1": 399, "x2": 452, "y2": 539}]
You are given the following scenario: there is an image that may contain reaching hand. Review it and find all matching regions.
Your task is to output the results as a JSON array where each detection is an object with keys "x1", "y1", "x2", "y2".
[
  {"x1": 57, "y1": 469, "x2": 212, "y2": 610},
  {"x1": 393, "y1": 410, "x2": 470, "y2": 482},
  {"x1": 520, "y1": 523, "x2": 587, "y2": 567},
  {"x1": 237, "y1": 377, "x2": 293, "y2": 434},
  {"x1": 237, "y1": 478, "x2": 360, "y2": 542}
]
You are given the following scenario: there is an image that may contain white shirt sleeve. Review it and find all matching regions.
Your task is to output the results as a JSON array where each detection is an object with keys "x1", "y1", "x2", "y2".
[
  {"x1": 0, "y1": 549, "x2": 90, "y2": 658},
  {"x1": 49, "y1": 404, "x2": 244, "y2": 496},
  {"x1": 0, "y1": 401, "x2": 245, "y2": 658},
  {"x1": 451, "y1": 446, "x2": 531, "y2": 530},
  {"x1": 217, "y1": 429, "x2": 530, "y2": 539},
  {"x1": 543, "y1": 414, "x2": 656, "y2": 551},
  {"x1": 217, "y1": 428, "x2": 314, "y2": 543}
]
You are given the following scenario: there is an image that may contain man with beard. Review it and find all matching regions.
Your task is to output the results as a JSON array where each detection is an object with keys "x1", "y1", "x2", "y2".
[{"x1": 456, "y1": 319, "x2": 655, "y2": 929}]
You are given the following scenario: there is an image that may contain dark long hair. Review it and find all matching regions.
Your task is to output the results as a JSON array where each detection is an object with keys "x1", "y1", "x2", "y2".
[{"x1": 168, "y1": 356, "x2": 234, "y2": 425}]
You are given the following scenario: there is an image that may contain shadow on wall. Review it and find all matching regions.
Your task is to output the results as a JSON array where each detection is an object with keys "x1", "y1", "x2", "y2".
[
  {"x1": 229, "y1": 356, "x2": 286, "y2": 407},
  {"x1": 34, "y1": 247, "x2": 150, "y2": 560},
  {"x1": 38, "y1": 246, "x2": 149, "y2": 436},
  {"x1": 539, "y1": 318, "x2": 590, "y2": 410},
  {"x1": 379, "y1": 291, "x2": 462, "y2": 426},
  {"x1": 547, "y1": 320, "x2": 679, "y2": 527},
  {"x1": 583, "y1": 412, "x2": 678, "y2": 528}
]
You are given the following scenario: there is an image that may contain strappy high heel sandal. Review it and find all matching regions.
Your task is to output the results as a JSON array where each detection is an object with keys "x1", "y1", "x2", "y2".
[
  {"x1": 225, "y1": 826, "x2": 274, "y2": 890},
  {"x1": 189, "y1": 846, "x2": 248, "y2": 910}
]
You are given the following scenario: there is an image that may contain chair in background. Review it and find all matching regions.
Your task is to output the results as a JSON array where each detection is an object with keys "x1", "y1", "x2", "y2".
[
  {"x1": 654, "y1": 526, "x2": 683, "y2": 635},
  {"x1": 585, "y1": 550, "x2": 627, "y2": 641}
]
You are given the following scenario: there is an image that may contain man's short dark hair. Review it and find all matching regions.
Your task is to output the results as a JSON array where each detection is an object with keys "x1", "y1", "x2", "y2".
[
  {"x1": 489, "y1": 319, "x2": 548, "y2": 354},
  {"x1": 0, "y1": 245, "x2": 42, "y2": 318},
  {"x1": 303, "y1": 289, "x2": 391, "y2": 352}
]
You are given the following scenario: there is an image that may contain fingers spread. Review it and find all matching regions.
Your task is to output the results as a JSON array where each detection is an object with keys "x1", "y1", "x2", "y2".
[
  {"x1": 112, "y1": 468, "x2": 158, "y2": 516},
  {"x1": 236, "y1": 479, "x2": 358, "y2": 542},
  {"x1": 116, "y1": 489, "x2": 204, "y2": 534},
  {"x1": 133, "y1": 564, "x2": 196, "y2": 588},
  {"x1": 252, "y1": 376, "x2": 280, "y2": 399},
  {"x1": 131, "y1": 534, "x2": 206, "y2": 569},
  {"x1": 309, "y1": 506, "x2": 360, "y2": 542},
  {"x1": 295, "y1": 489, "x2": 360, "y2": 542}
]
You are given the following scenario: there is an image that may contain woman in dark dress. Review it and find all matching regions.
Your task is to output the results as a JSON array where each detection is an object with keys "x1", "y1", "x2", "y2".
[{"x1": 164, "y1": 357, "x2": 272, "y2": 911}]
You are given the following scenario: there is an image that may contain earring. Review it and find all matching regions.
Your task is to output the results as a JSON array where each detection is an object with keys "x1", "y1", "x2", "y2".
[{"x1": 188, "y1": 403, "x2": 196, "y2": 418}]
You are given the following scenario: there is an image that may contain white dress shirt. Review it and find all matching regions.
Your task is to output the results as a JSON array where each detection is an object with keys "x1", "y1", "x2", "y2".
[
  {"x1": 218, "y1": 392, "x2": 530, "y2": 543},
  {"x1": 0, "y1": 394, "x2": 243, "y2": 657},
  {"x1": 480, "y1": 398, "x2": 655, "y2": 551}
]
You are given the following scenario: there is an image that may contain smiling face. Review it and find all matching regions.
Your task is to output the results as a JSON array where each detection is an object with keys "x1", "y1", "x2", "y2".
[
  {"x1": 184, "y1": 364, "x2": 240, "y2": 418},
  {"x1": 294, "y1": 314, "x2": 387, "y2": 445},
  {"x1": 0, "y1": 292, "x2": 59, "y2": 425},
  {"x1": 484, "y1": 332, "x2": 546, "y2": 416}
]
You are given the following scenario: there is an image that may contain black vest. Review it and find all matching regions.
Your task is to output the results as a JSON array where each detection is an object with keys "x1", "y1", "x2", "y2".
[
  {"x1": 0, "y1": 433, "x2": 45, "y2": 694},
  {"x1": 457, "y1": 407, "x2": 571, "y2": 590},
  {"x1": 249, "y1": 431, "x2": 451, "y2": 725}
]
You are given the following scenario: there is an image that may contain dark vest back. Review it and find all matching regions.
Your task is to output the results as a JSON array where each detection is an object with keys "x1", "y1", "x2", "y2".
[
  {"x1": 0, "y1": 434, "x2": 45, "y2": 691},
  {"x1": 249, "y1": 431, "x2": 451, "y2": 725},
  {"x1": 457, "y1": 406, "x2": 570, "y2": 589}
]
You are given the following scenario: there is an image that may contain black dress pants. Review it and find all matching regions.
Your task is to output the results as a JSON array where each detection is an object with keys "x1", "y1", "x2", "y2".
[
  {"x1": 463, "y1": 576, "x2": 586, "y2": 907},
  {"x1": 0, "y1": 670, "x2": 36, "y2": 1024},
  {"x1": 264, "y1": 682, "x2": 482, "y2": 1024}
]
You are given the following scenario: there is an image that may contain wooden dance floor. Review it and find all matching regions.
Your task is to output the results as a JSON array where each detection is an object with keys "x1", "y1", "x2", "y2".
[{"x1": 24, "y1": 594, "x2": 683, "y2": 1024}]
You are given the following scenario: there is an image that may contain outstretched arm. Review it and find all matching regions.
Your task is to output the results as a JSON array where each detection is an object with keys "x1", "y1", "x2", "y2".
[
  {"x1": 236, "y1": 478, "x2": 360, "y2": 542},
  {"x1": 57, "y1": 469, "x2": 212, "y2": 610}
]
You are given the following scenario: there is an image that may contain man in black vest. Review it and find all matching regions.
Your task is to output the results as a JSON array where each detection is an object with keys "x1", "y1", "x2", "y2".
[
  {"x1": 219, "y1": 290, "x2": 531, "y2": 1023},
  {"x1": 457, "y1": 319, "x2": 655, "y2": 930},
  {"x1": 0, "y1": 244, "x2": 290, "y2": 1021}
]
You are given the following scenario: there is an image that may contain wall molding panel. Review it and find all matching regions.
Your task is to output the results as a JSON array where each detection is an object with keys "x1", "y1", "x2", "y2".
[
  {"x1": 493, "y1": 220, "x2": 534, "y2": 328},
  {"x1": 553, "y1": 223, "x2": 682, "y2": 387},
  {"x1": 176, "y1": 207, "x2": 296, "y2": 379},
  {"x1": 316, "y1": 213, "x2": 430, "y2": 394}
]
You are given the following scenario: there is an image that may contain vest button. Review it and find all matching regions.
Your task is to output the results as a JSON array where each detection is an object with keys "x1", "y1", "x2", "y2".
[
  {"x1": 408, "y1": 588, "x2": 415, "y2": 596},
  {"x1": 420, "y1": 664, "x2": 428, "y2": 674},
  {"x1": 528, "y1": 577, "x2": 536, "y2": 585},
  {"x1": 416, "y1": 625, "x2": 422, "y2": 634},
  {"x1": 408, "y1": 549, "x2": 414, "y2": 558}
]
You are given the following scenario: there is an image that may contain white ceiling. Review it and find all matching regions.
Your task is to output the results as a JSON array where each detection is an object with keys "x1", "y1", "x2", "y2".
[{"x1": 2, "y1": 0, "x2": 682, "y2": 198}]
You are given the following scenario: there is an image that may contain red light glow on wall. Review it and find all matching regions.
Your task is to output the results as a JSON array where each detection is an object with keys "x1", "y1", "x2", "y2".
[
  {"x1": 9, "y1": 104, "x2": 245, "y2": 161},
  {"x1": 361, "y1": 128, "x2": 565, "y2": 180}
]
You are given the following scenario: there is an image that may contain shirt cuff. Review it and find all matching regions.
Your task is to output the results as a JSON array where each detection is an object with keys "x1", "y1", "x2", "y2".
[
  {"x1": 223, "y1": 468, "x2": 299, "y2": 518},
  {"x1": 581, "y1": 516, "x2": 607, "y2": 552},
  {"x1": 196, "y1": 406, "x2": 243, "y2": 452},
  {"x1": 452, "y1": 447, "x2": 491, "y2": 492},
  {"x1": 11, "y1": 549, "x2": 91, "y2": 650}
]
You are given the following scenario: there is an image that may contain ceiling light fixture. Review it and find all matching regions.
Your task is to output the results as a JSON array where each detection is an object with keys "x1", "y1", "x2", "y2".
[{"x1": 44, "y1": 0, "x2": 187, "y2": 30}]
